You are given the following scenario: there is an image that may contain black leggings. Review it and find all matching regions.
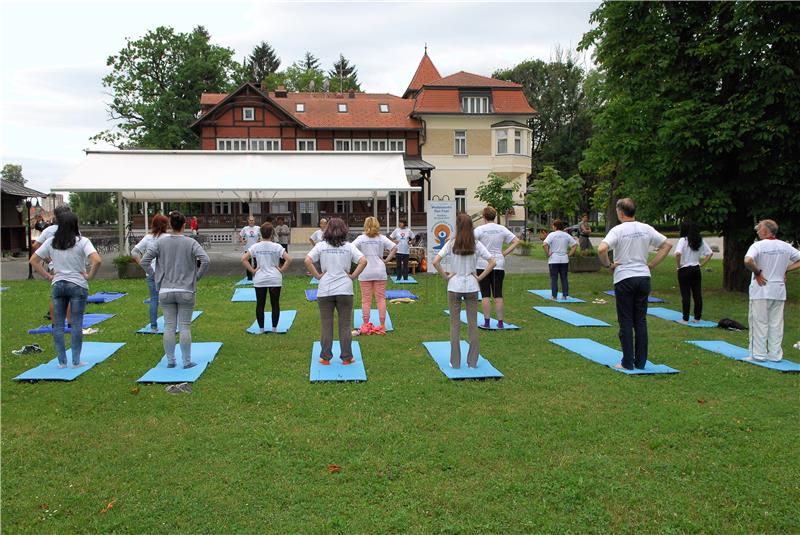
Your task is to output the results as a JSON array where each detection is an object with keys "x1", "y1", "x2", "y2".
[
  {"x1": 255, "y1": 286, "x2": 281, "y2": 329},
  {"x1": 246, "y1": 256, "x2": 257, "y2": 281},
  {"x1": 677, "y1": 265, "x2": 702, "y2": 321},
  {"x1": 396, "y1": 253, "x2": 410, "y2": 280}
]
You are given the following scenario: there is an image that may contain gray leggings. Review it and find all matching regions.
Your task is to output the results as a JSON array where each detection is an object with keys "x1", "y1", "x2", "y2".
[
  {"x1": 448, "y1": 291, "x2": 480, "y2": 368},
  {"x1": 161, "y1": 291, "x2": 195, "y2": 366},
  {"x1": 318, "y1": 295, "x2": 354, "y2": 362}
]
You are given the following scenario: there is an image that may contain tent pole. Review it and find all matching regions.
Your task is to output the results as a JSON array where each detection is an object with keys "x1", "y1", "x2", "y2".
[
  {"x1": 385, "y1": 192, "x2": 390, "y2": 234},
  {"x1": 117, "y1": 192, "x2": 124, "y2": 256},
  {"x1": 406, "y1": 190, "x2": 411, "y2": 229},
  {"x1": 395, "y1": 191, "x2": 399, "y2": 229},
  {"x1": 372, "y1": 191, "x2": 377, "y2": 219},
  {"x1": 144, "y1": 201, "x2": 149, "y2": 233},
  {"x1": 123, "y1": 198, "x2": 130, "y2": 254}
]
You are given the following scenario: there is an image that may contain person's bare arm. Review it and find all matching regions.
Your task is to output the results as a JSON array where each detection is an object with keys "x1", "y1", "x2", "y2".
[
  {"x1": 647, "y1": 240, "x2": 673, "y2": 270},
  {"x1": 241, "y1": 252, "x2": 256, "y2": 275},
  {"x1": 83, "y1": 252, "x2": 102, "y2": 280},
  {"x1": 384, "y1": 246, "x2": 398, "y2": 264},
  {"x1": 29, "y1": 253, "x2": 53, "y2": 281},
  {"x1": 787, "y1": 260, "x2": 800, "y2": 273},
  {"x1": 432, "y1": 254, "x2": 451, "y2": 280},
  {"x1": 568, "y1": 244, "x2": 578, "y2": 257},
  {"x1": 675, "y1": 253, "x2": 682, "y2": 269},
  {"x1": 744, "y1": 255, "x2": 767, "y2": 286},
  {"x1": 598, "y1": 242, "x2": 612, "y2": 269},
  {"x1": 349, "y1": 256, "x2": 368, "y2": 280},
  {"x1": 476, "y1": 257, "x2": 496, "y2": 281},
  {"x1": 700, "y1": 251, "x2": 714, "y2": 267},
  {"x1": 279, "y1": 252, "x2": 292, "y2": 273},
  {"x1": 305, "y1": 256, "x2": 323, "y2": 279},
  {"x1": 542, "y1": 243, "x2": 551, "y2": 258},
  {"x1": 503, "y1": 237, "x2": 521, "y2": 256}
]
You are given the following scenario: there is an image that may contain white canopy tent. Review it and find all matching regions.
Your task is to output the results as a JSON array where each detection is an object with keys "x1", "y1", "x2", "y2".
[{"x1": 52, "y1": 150, "x2": 420, "y2": 252}]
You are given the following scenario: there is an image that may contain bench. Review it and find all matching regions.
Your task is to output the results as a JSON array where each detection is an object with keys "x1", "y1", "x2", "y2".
[{"x1": 384, "y1": 246, "x2": 424, "y2": 275}]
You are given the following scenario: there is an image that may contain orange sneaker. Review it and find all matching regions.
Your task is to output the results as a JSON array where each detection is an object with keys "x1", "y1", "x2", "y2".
[
  {"x1": 359, "y1": 322, "x2": 373, "y2": 335},
  {"x1": 318, "y1": 358, "x2": 331, "y2": 365},
  {"x1": 372, "y1": 325, "x2": 386, "y2": 335},
  {"x1": 342, "y1": 358, "x2": 355, "y2": 365}
]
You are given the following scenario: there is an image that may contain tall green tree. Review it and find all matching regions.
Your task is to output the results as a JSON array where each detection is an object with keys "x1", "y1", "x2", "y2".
[
  {"x1": 69, "y1": 192, "x2": 117, "y2": 225},
  {"x1": 299, "y1": 51, "x2": 320, "y2": 72},
  {"x1": 93, "y1": 26, "x2": 245, "y2": 149},
  {"x1": 475, "y1": 173, "x2": 522, "y2": 225},
  {"x1": 246, "y1": 41, "x2": 281, "y2": 84},
  {"x1": 580, "y1": 2, "x2": 800, "y2": 291},
  {"x1": 1, "y1": 164, "x2": 25, "y2": 185},
  {"x1": 328, "y1": 54, "x2": 360, "y2": 92},
  {"x1": 281, "y1": 52, "x2": 326, "y2": 92},
  {"x1": 526, "y1": 166, "x2": 584, "y2": 223}
]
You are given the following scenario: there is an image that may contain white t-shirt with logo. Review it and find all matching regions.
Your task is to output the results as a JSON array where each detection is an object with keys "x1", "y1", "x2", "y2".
[
  {"x1": 310, "y1": 229, "x2": 325, "y2": 244},
  {"x1": 601, "y1": 221, "x2": 668, "y2": 284},
  {"x1": 240, "y1": 225, "x2": 260, "y2": 249},
  {"x1": 543, "y1": 230, "x2": 577, "y2": 265},
  {"x1": 352, "y1": 234, "x2": 395, "y2": 282},
  {"x1": 436, "y1": 239, "x2": 493, "y2": 293},
  {"x1": 249, "y1": 241, "x2": 285, "y2": 288},
  {"x1": 307, "y1": 241, "x2": 364, "y2": 297},
  {"x1": 675, "y1": 237, "x2": 712, "y2": 268},
  {"x1": 390, "y1": 227, "x2": 415, "y2": 255},
  {"x1": 34, "y1": 237, "x2": 97, "y2": 289},
  {"x1": 745, "y1": 239, "x2": 800, "y2": 301},
  {"x1": 133, "y1": 234, "x2": 158, "y2": 272},
  {"x1": 474, "y1": 222, "x2": 517, "y2": 270}
]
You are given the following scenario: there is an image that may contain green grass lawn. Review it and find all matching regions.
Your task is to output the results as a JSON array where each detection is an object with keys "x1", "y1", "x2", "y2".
[{"x1": 2, "y1": 260, "x2": 799, "y2": 533}]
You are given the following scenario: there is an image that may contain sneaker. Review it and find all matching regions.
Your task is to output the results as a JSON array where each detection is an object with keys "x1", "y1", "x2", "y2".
[
  {"x1": 319, "y1": 358, "x2": 331, "y2": 365},
  {"x1": 183, "y1": 362, "x2": 198, "y2": 369},
  {"x1": 483, "y1": 318, "x2": 490, "y2": 329},
  {"x1": 166, "y1": 362, "x2": 177, "y2": 369},
  {"x1": 342, "y1": 358, "x2": 355, "y2": 365},
  {"x1": 497, "y1": 320, "x2": 504, "y2": 330},
  {"x1": 359, "y1": 322, "x2": 374, "y2": 335},
  {"x1": 372, "y1": 325, "x2": 386, "y2": 335}
]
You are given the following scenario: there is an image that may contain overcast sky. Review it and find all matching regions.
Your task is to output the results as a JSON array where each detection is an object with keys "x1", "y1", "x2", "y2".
[{"x1": 0, "y1": 0, "x2": 598, "y2": 194}]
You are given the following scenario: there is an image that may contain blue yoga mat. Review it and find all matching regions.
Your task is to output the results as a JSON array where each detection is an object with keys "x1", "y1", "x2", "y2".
[
  {"x1": 310, "y1": 341, "x2": 366, "y2": 382},
  {"x1": 136, "y1": 311, "x2": 203, "y2": 334},
  {"x1": 137, "y1": 342, "x2": 223, "y2": 383},
  {"x1": 28, "y1": 313, "x2": 115, "y2": 334},
  {"x1": 604, "y1": 290, "x2": 665, "y2": 303},
  {"x1": 528, "y1": 290, "x2": 585, "y2": 303},
  {"x1": 0, "y1": 287, "x2": 8, "y2": 292},
  {"x1": 87, "y1": 292, "x2": 127, "y2": 304},
  {"x1": 687, "y1": 340, "x2": 800, "y2": 372},
  {"x1": 246, "y1": 310, "x2": 298, "y2": 334},
  {"x1": 550, "y1": 338, "x2": 679, "y2": 375},
  {"x1": 386, "y1": 289, "x2": 418, "y2": 300},
  {"x1": 422, "y1": 341, "x2": 504, "y2": 379},
  {"x1": 353, "y1": 309, "x2": 394, "y2": 331},
  {"x1": 647, "y1": 307, "x2": 717, "y2": 327},
  {"x1": 231, "y1": 288, "x2": 256, "y2": 302},
  {"x1": 14, "y1": 342, "x2": 126, "y2": 381},
  {"x1": 305, "y1": 289, "x2": 318, "y2": 301},
  {"x1": 391, "y1": 276, "x2": 417, "y2": 284},
  {"x1": 443, "y1": 310, "x2": 520, "y2": 330},
  {"x1": 235, "y1": 278, "x2": 253, "y2": 286},
  {"x1": 310, "y1": 277, "x2": 319, "y2": 285},
  {"x1": 533, "y1": 306, "x2": 610, "y2": 327}
]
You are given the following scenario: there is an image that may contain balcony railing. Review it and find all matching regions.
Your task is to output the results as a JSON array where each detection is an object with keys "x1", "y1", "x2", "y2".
[{"x1": 132, "y1": 211, "x2": 426, "y2": 229}]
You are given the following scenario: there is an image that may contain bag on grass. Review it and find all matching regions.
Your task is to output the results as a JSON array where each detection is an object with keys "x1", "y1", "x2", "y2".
[{"x1": 718, "y1": 318, "x2": 746, "y2": 331}]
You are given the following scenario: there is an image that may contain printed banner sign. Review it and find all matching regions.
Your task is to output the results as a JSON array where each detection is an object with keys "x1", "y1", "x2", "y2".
[{"x1": 426, "y1": 201, "x2": 456, "y2": 273}]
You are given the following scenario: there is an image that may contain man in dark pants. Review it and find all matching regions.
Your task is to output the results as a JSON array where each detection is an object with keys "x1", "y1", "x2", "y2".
[{"x1": 598, "y1": 198, "x2": 672, "y2": 370}]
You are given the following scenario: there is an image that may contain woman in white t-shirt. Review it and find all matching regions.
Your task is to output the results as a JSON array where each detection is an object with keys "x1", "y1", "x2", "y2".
[
  {"x1": 30, "y1": 212, "x2": 102, "y2": 368},
  {"x1": 433, "y1": 213, "x2": 496, "y2": 369},
  {"x1": 674, "y1": 221, "x2": 713, "y2": 324},
  {"x1": 543, "y1": 219, "x2": 578, "y2": 299},
  {"x1": 304, "y1": 217, "x2": 367, "y2": 365},
  {"x1": 241, "y1": 222, "x2": 292, "y2": 333},
  {"x1": 132, "y1": 214, "x2": 169, "y2": 333},
  {"x1": 240, "y1": 216, "x2": 261, "y2": 281},
  {"x1": 352, "y1": 217, "x2": 397, "y2": 335}
]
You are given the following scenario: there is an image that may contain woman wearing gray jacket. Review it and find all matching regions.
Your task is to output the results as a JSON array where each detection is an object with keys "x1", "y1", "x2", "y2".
[{"x1": 141, "y1": 211, "x2": 210, "y2": 369}]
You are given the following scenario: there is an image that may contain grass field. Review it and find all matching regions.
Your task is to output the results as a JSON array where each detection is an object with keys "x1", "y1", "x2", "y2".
[{"x1": 2, "y1": 257, "x2": 799, "y2": 533}]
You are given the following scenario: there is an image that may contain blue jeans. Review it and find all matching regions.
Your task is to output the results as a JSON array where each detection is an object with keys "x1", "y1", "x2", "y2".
[
  {"x1": 549, "y1": 263, "x2": 569, "y2": 298},
  {"x1": 51, "y1": 281, "x2": 88, "y2": 365},
  {"x1": 146, "y1": 276, "x2": 159, "y2": 328}
]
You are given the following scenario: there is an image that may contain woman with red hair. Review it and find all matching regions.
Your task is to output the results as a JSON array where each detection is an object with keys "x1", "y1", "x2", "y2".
[{"x1": 132, "y1": 214, "x2": 170, "y2": 333}]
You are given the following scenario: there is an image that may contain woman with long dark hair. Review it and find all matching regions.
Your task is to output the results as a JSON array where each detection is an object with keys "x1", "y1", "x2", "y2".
[
  {"x1": 241, "y1": 222, "x2": 292, "y2": 333},
  {"x1": 304, "y1": 217, "x2": 367, "y2": 365},
  {"x1": 433, "y1": 213, "x2": 496, "y2": 368},
  {"x1": 30, "y1": 212, "x2": 102, "y2": 368},
  {"x1": 132, "y1": 214, "x2": 170, "y2": 333},
  {"x1": 675, "y1": 221, "x2": 713, "y2": 324}
]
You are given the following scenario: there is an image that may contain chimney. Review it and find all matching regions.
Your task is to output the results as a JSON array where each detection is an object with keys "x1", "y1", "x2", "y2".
[
  {"x1": 275, "y1": 85, "x2": 287, "y2": 98},
  {"x1": 348, "y1": 90, "x2": 355, "y2": 99}
]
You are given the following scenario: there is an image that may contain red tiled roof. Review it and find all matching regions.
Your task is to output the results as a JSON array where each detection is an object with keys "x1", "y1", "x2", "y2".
[
  {"x1": 491, "y1": 89, "x2": 536, "y2": 114},
  {"x1": 425, "y1": 71, "x2": 522, "y2": 88},
  {"x1": 200, "y1": 93, "x2": 227, "y2": 106},
  {"x1": 270, "y1": 92, "x2": 420, "y2": 129},
  {"x1": 404, "y1": 53, "x2": 442, "y2": 96},
  {"x1": 412, "y1": 87, "x2": 535, "y2": 114}
]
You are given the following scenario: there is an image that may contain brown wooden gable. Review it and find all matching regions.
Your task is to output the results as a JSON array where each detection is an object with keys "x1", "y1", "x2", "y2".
[{"x1": 191, "y1": 83, "x2": 304, "y2": 135}]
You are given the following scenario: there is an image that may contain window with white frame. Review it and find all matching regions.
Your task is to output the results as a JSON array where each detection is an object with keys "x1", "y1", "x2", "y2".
[
  {"x1": 335, "y1": 200, "x2": 352, "y2": 212},
  {"x1": 460, "y1": 96, "x2": 490, "y2": 114},
  {"x1": 388, "y1": 139, "x2": 406, "y2": 152},
  {"x1": 379, "y1": 104, "x2": 389, "y2": 113},
  {"x1": 514, "y1": 130, "x2": 523, "y2": 154},
  {"x1": 243, "y1": 107, "x2": 255, "y2": 121},
  {"x1": 271, "y1": 201, "x2": 289, "y2": 213},
  {"x1": 334, "y1": 139, "x2": 351, "y2": 151},
  {"x1": 250, "y1": 138, "x2": 280, "y2": 151},
  {"x1": 352, "y1": 139, "x2": 369, "y2": 151},
  {"x1": 212, "y1": 202, "x2": 232, "y2": 215},
  {"x1": 454, "y1": 131, "x2": 467, "y2": 155},
  {"x1": 217, "y1": 138, "x2": 249, "y2": 151},
  {"x1": 297, "y1": 139, "x2": 316, "y2": 151},
  {"x1": 496, "y1": 130, "x2": 508, "y2": 154},
  {"x1": 370, "y1": 139, "x2": 387, "y2": 151},
  {"x1": 454, "y1": 188, "x2": 467, "y2": 213},
  {"x1": 338, "y1": 103, "x2": 347, "y2": 113},
  {"x1": 295, "y1": 103, "x2": 305, "y2": 112}
]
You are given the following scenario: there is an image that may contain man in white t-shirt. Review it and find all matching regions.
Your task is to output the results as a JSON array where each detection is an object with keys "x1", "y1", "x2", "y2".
[
  {"x1": 390, "y1": 220, "x2": 416, "y2": 281},
  {"x1": 240, "y1": 216, "x2": 260, "y2": 281},
  {"x1": 598, "y1": 198, "x2": 672, "y2": 370},
  {"x1": 474, "y1": 207, "x2": 520, "y2": 328},
  {"x1": 744, "y1": 219, "x2": 800, "y2": 362}
]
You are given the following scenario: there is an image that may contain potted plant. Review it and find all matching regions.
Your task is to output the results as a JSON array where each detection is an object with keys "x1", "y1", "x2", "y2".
[
  {"x1": 113, "y1": 255, "x2": 145, "y2": 279},
  {"x1": 516, "y1": 241, "x2": 533, "y2": 256},
  {"x1": 568, "y1": 248, "x2": 601, "y2": 273}
]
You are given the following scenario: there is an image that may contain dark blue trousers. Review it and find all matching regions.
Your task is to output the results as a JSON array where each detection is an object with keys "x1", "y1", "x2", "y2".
[{"x1": 614, "y1": 276, "x2": 651, "y2": 369}]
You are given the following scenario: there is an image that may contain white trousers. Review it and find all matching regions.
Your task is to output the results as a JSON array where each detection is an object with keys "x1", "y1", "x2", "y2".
[{"x1": 748, "y1": 299, "x2": 785, "y2": 361}]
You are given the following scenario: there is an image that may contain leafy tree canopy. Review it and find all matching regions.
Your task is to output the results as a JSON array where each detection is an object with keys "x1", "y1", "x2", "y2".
[
  {"x1": 1, "y1": 164, "x2": 25, "y2": 185},
  {"x1": 69, "y1": 192, "x2": 117, "y2": 225},
  {"x1": 475, "y1": 173, "x2": 521, "y2": 223},
  {"x1": 328, "y1": 54, "x2": 360, "y2": 93},
  {"x1": 246, "y1": 41, "x2": 281, "y2": 84},
  {"x1": 526, "y1": 166, "x2": 584, "y2": 223}
]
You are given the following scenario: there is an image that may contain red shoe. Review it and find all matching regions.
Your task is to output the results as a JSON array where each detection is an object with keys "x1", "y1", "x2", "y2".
[
  {"x1": 342, "y1": 358, "x2": 355, "y2": 365},
  {"x1": 359, "y1": 322, "x2": 373, "y2": 335},
  {"x1": 318, "y1": 358, "x2": 331, "y2": 365},
  {"x1": 372, "y1": 325, "x2": 386, "y2": 335}
]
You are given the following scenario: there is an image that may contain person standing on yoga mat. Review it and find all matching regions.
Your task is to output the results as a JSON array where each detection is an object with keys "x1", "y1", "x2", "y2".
[
  {"x1": 543, "y1": 219, "x2": 578, "y2": 301},
  {"x1": 132, "y1": 214, "x2": 170, "y2": 333},
  {"x1": 744, "y1": 219, "x2": 800, "y2": 362},
  {"x1": 474, "y1": 206, "x2": 520, "y2": 329},
  {"x1": 352, "y1": 216, "x2": 397, "y2": 335},
  {"x1": 433, "y1": 213, "x2": 495, "y2": 368},
  {"x1": 598, "y1": 198, "x2": 672, "y2": 370},
  {"x1": 30, "y1": 212, "x2": 101, "y2": 368},
  {"x1": 305, "y1": 217, "x2": 367, "y2": 365},
  {"x1": 674, "y1": 221, "x2": 713, "y2": 324},
  {"x1": 141, "y1": 211, "x2": 210, "y2": 369},
  {"x1": 33, "y1": 205, "x2": 73, "y2": 325},
  {"x1": 240, "y1": 216, "x2": 260, "y2": 281},
  {"x1": 242, "y1": 222, "x2": 292, "y2": 333},
  {"x1": 390, "y1": 220, "x2": 415, "y2": 280}
]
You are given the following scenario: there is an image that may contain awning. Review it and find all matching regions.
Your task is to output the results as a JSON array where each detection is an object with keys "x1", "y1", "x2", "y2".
[
  {"x1": 403, "y1": 157, "x2": 435, "y2": 171},
  {"x1": 51, "y1": 150, "x2": 419, "y2": 201},
  {"x1": 0, "y1": 179, "x2": 44, "y2": 197}
]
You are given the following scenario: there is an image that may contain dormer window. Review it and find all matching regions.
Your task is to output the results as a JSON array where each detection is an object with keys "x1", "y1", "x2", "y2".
[
  {"x1": 379, "y1": 104, "x2": 389, "y2": 113},
  {"x1": 296, "y1": 103, "x2": 305, "y2": 112},
  {"x1": 338, "y1": 103, "x2": 348, "y2": 113},
  {"x1": 243, "y1": 107, "x2": 255, "y2": 121},
  {"x1": 461, "y1": 96, "x2": 490, "y2": 114}
]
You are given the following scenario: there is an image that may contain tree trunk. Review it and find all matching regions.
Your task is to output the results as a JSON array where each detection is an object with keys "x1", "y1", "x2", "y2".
[
  {"x1": 722, "y1": 223, "x2": 752, "y2": 293},
  {"x1": 604, "y1": 170, "x2": 620, "y2": 231}
]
